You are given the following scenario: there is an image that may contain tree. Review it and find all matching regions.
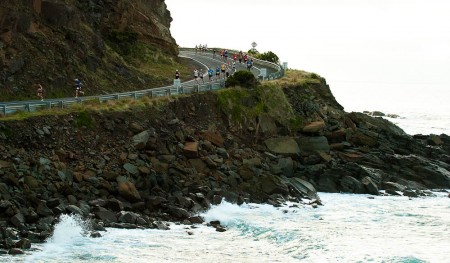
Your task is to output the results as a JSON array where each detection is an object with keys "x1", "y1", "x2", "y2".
[{"x1": 256, "y1": 51, "x2": 280, "y2": 64}]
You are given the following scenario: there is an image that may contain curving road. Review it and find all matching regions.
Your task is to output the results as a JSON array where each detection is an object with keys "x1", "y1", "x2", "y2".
[{"x1": 0, "y1": 50, "x2": 282, "y2": 116}]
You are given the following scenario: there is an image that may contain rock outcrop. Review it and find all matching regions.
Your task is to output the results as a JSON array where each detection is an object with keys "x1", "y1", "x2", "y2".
[{"x1": 0, "y1": 0, "x2": 178, "y2": 101}]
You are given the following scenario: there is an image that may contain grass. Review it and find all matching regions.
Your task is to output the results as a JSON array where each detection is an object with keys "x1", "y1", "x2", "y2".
[
  {"x1": 0, "y1": 94, "x2": 174, "y2": 121},
  {"x1": 269, "y1": 69, "x2": 322, "y2": 86}
]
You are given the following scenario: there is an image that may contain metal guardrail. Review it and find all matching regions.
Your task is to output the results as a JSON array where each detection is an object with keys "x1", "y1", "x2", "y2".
[{"x1": 0, "y1": 49, "x2": 284, "y2": 117}]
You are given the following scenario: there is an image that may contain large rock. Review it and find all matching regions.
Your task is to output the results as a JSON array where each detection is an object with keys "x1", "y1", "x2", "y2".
[
  {"x1": 361, "y1": 176, "x2": 379, "y2": 195},
  {"x1": 131, "y1": 130, "x2": 150, "y2": 149},
  {"x1": 118, "y1": 180, "x2": 141, "y2": 202},
  {"x1": 202, "y1": 131, "x2": 224, "y2": 147},
  {"x1": 297, "y1": 136, "x2": 330, "y2": 153},
  {"x1": 183, "y1": 141, "x2": 199, "y2": 158},
  {"x1": 288, "y1": 177, "x2": 319, "y2": 200},
  {"x1": 264, "y1": 137, "x2": 300, "y2": 155},
  {"x1": 302, "y1": 121, "x2": 325, "y2": 133},
  {"x1": 259, "y1": 114, "x2": 278, "y2": 136},
  {"x1": 340, "y1": 176, "x2": 365, "y2": 194},
  {"x1": 260, "y1": 175, "x2": 289, "y2": 195}
]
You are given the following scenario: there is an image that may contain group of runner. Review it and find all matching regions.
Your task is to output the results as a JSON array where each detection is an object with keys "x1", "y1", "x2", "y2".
[
  {"x1": 35, "y1": 78, "x2": 85, "y2": 101},
  {"x1": 183, "y1": 46, "x2": 256, "y2": 83}
]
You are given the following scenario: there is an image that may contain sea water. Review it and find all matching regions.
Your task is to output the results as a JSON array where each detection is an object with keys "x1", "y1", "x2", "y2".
[{"x1": 2, "y1": 192, "x2": 449, "y2": 263}]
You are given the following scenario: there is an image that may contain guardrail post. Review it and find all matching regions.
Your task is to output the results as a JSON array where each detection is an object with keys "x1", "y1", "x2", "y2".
[
  {"x1": 59, "y1": 101, "x2": 64, "y2": 109},
  {"x1": 116, "y1": 94, "x2": 120, "y2": 100},
  {"x1": 133, "y1": 92, "x2": 137, "y2": 100},
  {"x1": 167, "y1": 88, "x2": 171, "y2": 96},
  {"x1": 1, "y1": 106, "x2": 6, "y2": 117},
  {"x1": 26, "y1": 104, "x2": 31, "y2": 112}
]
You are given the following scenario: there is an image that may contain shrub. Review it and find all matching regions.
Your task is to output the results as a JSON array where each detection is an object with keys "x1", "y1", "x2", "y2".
[
  {"x1": 256, "y1": 51, "x2": 280, "y2": 64},
  {"x1": 225, "y1": 70, "x2": 259, "y2": 89}
]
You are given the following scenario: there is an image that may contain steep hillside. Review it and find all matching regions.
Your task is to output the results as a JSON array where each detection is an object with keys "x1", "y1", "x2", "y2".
[{"x1": 0, "y1": 0, "x2": 188, "y2": 101}]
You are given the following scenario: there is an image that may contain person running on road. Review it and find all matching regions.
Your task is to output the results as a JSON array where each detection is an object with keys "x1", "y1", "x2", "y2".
[
  {"x1": 220, "y1": 63, "x2": 226, "y2": 79},
  {"x1": 193, "y1": 69, "x2": 199, "y2": 83},
  {"x1": 75, "y1": 78, "x2": 84, "y2": 98},
  {"x1": 199, "y1": 69, "x2": 204, "y2": 83},
  {"x1": 233, "y1": 53, "x2": 237, "y2": 62},
  {"x1": 213, "y1": 48, "x2": 216, "y2": 57},
  {"x1": 239, "y1": 51, "x2": 243, "y2": 64},
  {"x1": 175, "y1": 69, "x2": 180, "y2": 79},
  {"x1": 224, "y1": 50, "x2": 229, "y2": 61},
  {"x1": 36, "y1": 83, "x2": 44, "y2": 101},
  {"x1": 215, "y1": 66, "x2": 220, "y2": 80},
  {"x1": 247, "y1": 58, "x2": 253, "y2": 71},
  {"x1": 232, "y1": 61, "x2": 236, "y2": 73},
  {"x1": 208, "y1": 68, "x2": 214, "y2": 81}
]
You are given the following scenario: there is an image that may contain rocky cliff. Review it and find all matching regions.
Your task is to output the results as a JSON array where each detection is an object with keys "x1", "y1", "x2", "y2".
[
  {"x1": 0, "y1": 0, "x2": 178, "y2": 101},
  {"x1": 0, "y1": 71, "x2": 449, "y2": 253}
]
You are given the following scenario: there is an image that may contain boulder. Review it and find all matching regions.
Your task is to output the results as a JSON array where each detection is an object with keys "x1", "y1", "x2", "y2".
[
  {"x1": 260, "y1": 175, "x2": 289, "y2": 195},
  {"x1": 95, "y1": 209, "x2": 117, "y2": 224},
  {"x1": 202, "y1": 131, "x2": 224, "y2": 147},
  {"x1": 118, "y1": 211, "x2": 138, "y2": 224},
  {"x1": 259, "y1": 114, "x2": 277, "y2": 136},
  {"x1": 297, "y1": 136, "x2": 330, "y2": 153},
  {"x1": 277, "y1": 157, "x2": 294, "y2": 178},
  {"x1": 340, "y1": 176, "x2": 365, "y2": 194},
  {"x1": 264, "y1": 137, "x2": 300, "y2": 155},
  {"x1": 302, "y1": 121, "x2": 325, "y2": 133},
  {"x1": 123, "y1": 163, "x2": 139, "y2": 175},
  {"x1": 167, "y1": 206, "x2": 190, "y2": 219},
  {"x1": 288, "y1": 177, "x2": 319, "y2": 200},
  {"x1": 14, "y1": 238, "x2": 31, "y2": 249},
  {"x1": 66, "y1": 205, "x2": 84, "y2": 216},
  {"x1": 118, "y1": 181, "x2": 141, "y2": 202},
  {"x1": 361, "y1": 176, "x2": 379, "y2": 195},
  {"x1": 131, "y1": 130, "x2": 150, "y2": 149},
  {"x1": 183, "y1": 141, "x2": 199, "y2": 158},
  {"x1": 106, "y1": 198, "x2": 124, "y2": 212}
]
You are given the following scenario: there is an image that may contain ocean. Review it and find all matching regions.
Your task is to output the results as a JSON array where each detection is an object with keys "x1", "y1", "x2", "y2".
[
  {"x1": 3, "y1": 192, "x2": 449, "y2": 263},
  {"x1": 165, "y1": 0, "x2": 450, "y2": 136}
]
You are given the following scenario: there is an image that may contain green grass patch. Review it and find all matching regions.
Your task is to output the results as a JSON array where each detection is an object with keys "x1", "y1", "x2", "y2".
[{"x1": 73, "y1": 111, "x2": 94, "y2": 128}]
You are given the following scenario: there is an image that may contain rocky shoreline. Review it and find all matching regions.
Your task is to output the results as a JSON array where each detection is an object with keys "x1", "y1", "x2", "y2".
[{"x1": 0, "y1": 77, "x2": 449, "y2": 255}]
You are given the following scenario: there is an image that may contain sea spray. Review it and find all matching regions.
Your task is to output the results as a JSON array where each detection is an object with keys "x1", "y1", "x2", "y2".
[{"x1": 24, "y1": 214, "x2": 92, "y2": 263}]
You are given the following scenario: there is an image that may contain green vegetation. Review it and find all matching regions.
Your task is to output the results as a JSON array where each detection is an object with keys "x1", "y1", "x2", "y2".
[
  {"x1": 225, "y1": 70, "x2": 259, "y2": 89},
  {"x1": 74, "y1": 111, "x2": 94, "y2": 128},
  {"x1": 256, "y1": 51, "x2": 280, "y2": 64},
  {"x1": 0, "y1": 126, "x2": 12, "y2": 138},
  {"x1": 107, "y1": 30, "x2": 139, "y2": 56},
  {"x1": 217, "y1": 83, "x2": 300, "y2": 132}
]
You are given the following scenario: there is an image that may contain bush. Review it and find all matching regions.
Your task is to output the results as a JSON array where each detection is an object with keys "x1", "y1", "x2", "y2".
[
  {"x1": 256, "y1": 51, "x2": 280, "y2": 64},
  {"x1": 225, "y1": 70, "x2": 259, "y2": 89}
]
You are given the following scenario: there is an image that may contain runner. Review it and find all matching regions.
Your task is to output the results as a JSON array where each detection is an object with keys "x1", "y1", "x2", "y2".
[
  {"x1": 246, "y1": 58, "x2": 253, "y2": 71},
  {"x1": 232, "y1": 61, "x2": 236, "y2": 73},
  {"x1": 199, "y1": 69, "x2": 204, "y2": 83},
  {"x1": 215, "y1": 66, "x2": 220, "y2": 80},
  {"x1": 220, "y1": 63, "x2": 226, "y2": 79},
  {"x1": 224, "y1": 50, "x2": 229, "y2": 61},
  {"x1": 208, "y1": 68, "x2": 214, "y2": 81},
  {"x1": 193, "y1": 69, "x2": 199, "y2": 83},
  {"x1": 233, "y1": 53, "x2": 237, "y2": 62},
  {"x1": 239, "y1": 51, "x2": 243, "y2": 64},
  {"x1": 36, "y1": 83, "x2": 44, "y2": 101},
  {"x1": 213, "y1": 48, "x2": 216, "y2": 57},
  {"x1": 75, "y1": 78, "x2": 84, "y2": 98}
]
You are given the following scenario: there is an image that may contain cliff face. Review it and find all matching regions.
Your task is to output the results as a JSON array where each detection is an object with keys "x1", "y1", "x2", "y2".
[{"x1": 0, "y1": 0, "x2": 178, "y2": 101}]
